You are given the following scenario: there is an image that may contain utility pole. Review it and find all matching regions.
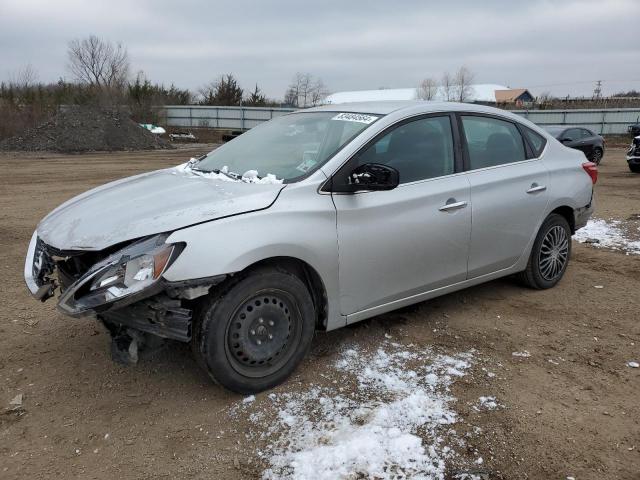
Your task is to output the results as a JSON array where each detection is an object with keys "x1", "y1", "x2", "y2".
[{"x1": 593, "y1": 80, "x2": 602, "y2": 100}]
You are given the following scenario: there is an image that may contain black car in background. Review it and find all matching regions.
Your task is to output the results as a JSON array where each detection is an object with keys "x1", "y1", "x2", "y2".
[
  {"x1": 544, "y1": 126, "x2": 605, "y2": 164},
  {"x1": 627, "y1": 136, "x2": 640, "y2": 173}
]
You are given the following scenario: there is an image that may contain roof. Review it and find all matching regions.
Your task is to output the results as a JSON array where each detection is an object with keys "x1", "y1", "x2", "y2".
[
  {"x1": 323, "y1": 84, "x2": 511, "y2": 104},
  {"x1": 304, "y1": 100, "x2": 527, "y2": 119},
  {"x1": 495, "y1": 89, "x2": 532, "y2": 103}
]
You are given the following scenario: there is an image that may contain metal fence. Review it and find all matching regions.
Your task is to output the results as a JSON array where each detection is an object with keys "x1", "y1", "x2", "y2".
[
  {"x1": 162, "y1": 105, "x2": 296, "y2": 131},
  {"x1": 162, "y1": 105, "x2": 640, "y2": 135},
  {"x1": 510, "y1": 108, "x2": 640, "y2": 135}
]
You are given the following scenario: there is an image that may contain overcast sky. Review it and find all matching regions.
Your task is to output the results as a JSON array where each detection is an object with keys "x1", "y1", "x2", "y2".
[{"x1": 1, "y1": 0, "x2": 638, "y2": 99}]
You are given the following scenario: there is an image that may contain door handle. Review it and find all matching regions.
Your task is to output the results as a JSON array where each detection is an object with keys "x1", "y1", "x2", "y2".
[
  {"x1": 439, "y1": 200, "x2": 468, "y2": 212},
  {"x1": 527, "y1": 184, "x2": 547, "y2": 194}
]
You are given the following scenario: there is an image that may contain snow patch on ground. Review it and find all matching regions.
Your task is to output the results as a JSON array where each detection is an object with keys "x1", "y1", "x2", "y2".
[
  {"x1": 511, "y1": 351, "x2": 531, "y2": 358},
  {"x1": 241, "y1": 342, "x2": 475, "y2": 480},
  {"x1": 473, "y1": 396, "x2": 500, "y2": 411},
  {"x1": 574, "y1": 219, "x2": 640, "y2": 254}
]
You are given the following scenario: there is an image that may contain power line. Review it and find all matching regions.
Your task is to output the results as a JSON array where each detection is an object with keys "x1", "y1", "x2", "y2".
[{"x1": 525, "y1": 79, "x2": 640, "y2": 89}]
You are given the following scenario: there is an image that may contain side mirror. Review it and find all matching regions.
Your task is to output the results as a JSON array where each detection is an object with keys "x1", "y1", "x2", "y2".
[{"x1": 345, "y1": 163, "x2": 399, "y2": 192}]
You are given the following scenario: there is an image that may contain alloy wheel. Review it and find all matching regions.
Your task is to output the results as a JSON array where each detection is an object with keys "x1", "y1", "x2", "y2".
[
  {"x1": 592, "y1": 149, "x2": 603, "y2": 164},
  {"x1": 538, "y1": 225, "x2": 569, "y2": 281}
]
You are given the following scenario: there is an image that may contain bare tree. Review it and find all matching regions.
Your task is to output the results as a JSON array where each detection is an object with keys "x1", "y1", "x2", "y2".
[
  {"x1": 417, "y1": 77, "x2": 438, "y2": 100},
  {"x1": 441, "y1": 72, "x2": 454, "y2": 101},
  {"x1": 310, "y1": 78, "x2": 329, "y2": 106},
  {"x1": 10, "y1": 64, "x2": 38, "y2": 89},
  {"x1": 285, "y1": 73, "x2": 328, "y2": 107},
  {"x1": 67, "y1": 35, "x2": 129, "y2": 89},
  {"x1": 453, "y1": 66, "x2": 475, "y2": 102}
]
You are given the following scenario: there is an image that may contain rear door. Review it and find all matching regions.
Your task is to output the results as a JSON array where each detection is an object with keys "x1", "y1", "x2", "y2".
[
  {"x1": 460, "y1": 114, "x2": 550, "y2": 278},
  {"x1": 580, "y1": 128, "x2": 597, "y2": 158},
  {"x1": 563, "y1": 128, "x2": 589, "y2": 157},
  {"x1": 329, "y1": 114, "x2": 471, "y2": 316}
]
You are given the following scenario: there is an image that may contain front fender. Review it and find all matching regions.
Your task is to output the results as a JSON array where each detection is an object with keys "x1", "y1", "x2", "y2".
[{"x1": 163, "y1": 184, "x2": 344, "y2": 330}]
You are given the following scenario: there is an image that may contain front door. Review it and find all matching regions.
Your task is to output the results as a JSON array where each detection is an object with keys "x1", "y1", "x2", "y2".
[{"x1": 329, "y1": 115, "x2": 471, "y2": 316}]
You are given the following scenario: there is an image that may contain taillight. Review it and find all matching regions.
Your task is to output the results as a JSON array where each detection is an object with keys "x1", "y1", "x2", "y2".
[{"x1": 582, "y1": 161, "x2": 598, "y2": 184}]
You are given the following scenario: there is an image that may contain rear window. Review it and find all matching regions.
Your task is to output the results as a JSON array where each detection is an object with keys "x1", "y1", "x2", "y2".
[{"x1": 522, "y1": 127, "x2": 547, "y2": 157}]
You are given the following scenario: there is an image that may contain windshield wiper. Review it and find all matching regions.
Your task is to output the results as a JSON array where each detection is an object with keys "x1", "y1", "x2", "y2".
[{"x1": 191, "y1": 166, "x2": 241, "y2": 180}]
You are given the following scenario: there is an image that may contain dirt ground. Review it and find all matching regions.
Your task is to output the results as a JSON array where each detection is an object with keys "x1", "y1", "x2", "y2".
[{"x1": 0, "y1": 146, "x2": 638, "y2": 479}]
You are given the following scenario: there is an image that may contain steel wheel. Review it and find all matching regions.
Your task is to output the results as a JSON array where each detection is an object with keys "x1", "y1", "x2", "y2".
[
  {"x1": 538, "y1": 225, "x2": 569, "y2": 281},
  {"x1": 224, "y1": 289, "x2": 301, "y2": 378}
]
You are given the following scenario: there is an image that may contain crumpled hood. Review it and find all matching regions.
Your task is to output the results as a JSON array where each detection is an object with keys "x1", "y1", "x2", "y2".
[{"x1": 37, "y1": 167, "x2": 285, "y2": 250}]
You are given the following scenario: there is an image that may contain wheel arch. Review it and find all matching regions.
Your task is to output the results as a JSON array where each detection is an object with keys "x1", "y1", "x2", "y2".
[
  {"x1": 239, "y1": 256, "x2": 329, "y2": 330},
  {"x1": 550, "y1": 205, "x2": 576, "y2": 234}
]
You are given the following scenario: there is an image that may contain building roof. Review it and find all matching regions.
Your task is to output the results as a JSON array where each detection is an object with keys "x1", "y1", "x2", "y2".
[
  {"x1": 324, "y1": 84, "x2": 511, "y2": 104},
  {"x1": 495, "y1": 88, "x2": 532, "y2": 103}
]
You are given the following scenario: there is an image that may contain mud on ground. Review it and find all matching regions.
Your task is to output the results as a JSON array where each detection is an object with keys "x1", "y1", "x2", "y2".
[{"x1": 0, "y1": 147, "x2": 638, "y2": 479}]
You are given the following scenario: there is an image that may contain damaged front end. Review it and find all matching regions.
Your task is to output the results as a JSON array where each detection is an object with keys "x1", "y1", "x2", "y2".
[{"x1": 24, "y1": 232, "x2": 225, "y2": 363}]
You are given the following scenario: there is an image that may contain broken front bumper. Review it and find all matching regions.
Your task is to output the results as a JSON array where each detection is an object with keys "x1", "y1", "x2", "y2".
[{"x1": 24, "y1": 231, "x2": 226, "y2": 342}]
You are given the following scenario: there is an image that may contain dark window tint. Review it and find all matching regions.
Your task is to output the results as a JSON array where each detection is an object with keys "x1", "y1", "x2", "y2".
[
  {"x1": 564, "y1": 128, "x2": 582, "y2": 141},
  {"x1": 461, "y1": 116, "x2": 526, "y2": 169},
  {"x1": 351, "y1": 116, "x2": 455, "y2": 184},
  {"x1": 522, "y1": 126, "x2": 547, "y2": 157},
  {"x1": 581, "y1": 129, "x2": 594, "y2": 138}
]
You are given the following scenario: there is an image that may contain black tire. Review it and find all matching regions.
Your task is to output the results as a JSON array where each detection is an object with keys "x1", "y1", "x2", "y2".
[
  {"x1": 519, "y1": 213, "x2": 572, "y2": 289},
  {"x1": 591, "y1": 147, "x2": 603, "y2": 165},
  {"x1": 192, "y1": 267, "x2": 315, "y2": 394},
  {"x1": 630, "y1": 164, "x2": 640, "y2": 174}
]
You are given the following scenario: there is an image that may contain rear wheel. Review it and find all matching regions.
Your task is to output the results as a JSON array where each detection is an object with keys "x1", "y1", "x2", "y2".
[
  {"x1": 590, "y1": 147, "x2": 603, "y2": 165},
  {"x1": 192, "y1": 267, "x2": 315, "y2": 394},
  {"x1": 629, "y1": 164, "x2": 640, "y2": 174},
  {"x1": 519, "y1": 213, "x2": 571, "y2": 289}
]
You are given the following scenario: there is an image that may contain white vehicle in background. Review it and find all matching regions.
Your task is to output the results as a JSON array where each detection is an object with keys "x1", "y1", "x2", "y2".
[{"x1": 139, "y1": 123, "x2": 166, "y2": 135}]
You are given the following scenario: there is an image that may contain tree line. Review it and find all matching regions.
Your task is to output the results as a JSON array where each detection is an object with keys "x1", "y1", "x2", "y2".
[{"x1": 0, "y1": 35, "x2": 329, "y2": 140}]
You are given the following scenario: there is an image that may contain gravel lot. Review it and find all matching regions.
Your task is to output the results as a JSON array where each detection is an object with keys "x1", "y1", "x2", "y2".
[{"x1": 1, "y1": 146, "x2": 638, "y2": 479}]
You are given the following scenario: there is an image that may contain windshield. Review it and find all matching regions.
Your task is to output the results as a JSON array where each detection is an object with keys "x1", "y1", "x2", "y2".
[{"x1": 194, "y1": 111, "x2": 380, "y2": 182}]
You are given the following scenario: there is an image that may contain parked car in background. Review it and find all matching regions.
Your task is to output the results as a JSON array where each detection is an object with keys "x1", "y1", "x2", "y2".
[
  {"x1": 544, "y1": 126, "x2": 605, "y2": 164},
  {"x1": 169, "y1": 131, "x2": 198, "y2": 142},
  {"x1": 627, "y1": 136, "x2": 640, "y2": 173},
  {"x1": 25, "y1": 102, "x2": 596, "y2": 393}
]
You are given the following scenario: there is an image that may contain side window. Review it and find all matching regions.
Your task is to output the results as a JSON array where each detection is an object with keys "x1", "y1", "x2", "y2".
[
  {"x1": 564, "y1": 128, "x2": 581, "y2": 141},
  {"x1": 522, "y1": 126, "x2": 547, "y2": 157},
  {"x1": 581, "y1": 129, "x2": 593, "y2": 138},
  {"x1": 351, "y1": 116, "x2": 455, "y2": 184},
  {"x1": 461, "y1": 116, "x2": 526, "y2": 169}
]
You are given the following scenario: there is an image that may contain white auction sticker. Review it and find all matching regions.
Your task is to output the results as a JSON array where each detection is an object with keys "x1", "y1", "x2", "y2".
[{"x1": 331, "y1": 113, "x2": 379, "y2": 124}]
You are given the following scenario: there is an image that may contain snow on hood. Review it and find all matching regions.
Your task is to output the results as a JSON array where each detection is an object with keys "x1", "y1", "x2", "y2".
[
  {"x1": 174, "y1": 159, "x2": 284, "y2": 185},
  {"x1": 37, "y1": 162, "x2": 285, "y2": 250}
]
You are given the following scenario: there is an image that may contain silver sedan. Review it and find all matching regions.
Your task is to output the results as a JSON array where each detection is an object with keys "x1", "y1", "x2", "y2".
[{"x1": 25, "y1": 101, "x2": 596, "y2": 393}]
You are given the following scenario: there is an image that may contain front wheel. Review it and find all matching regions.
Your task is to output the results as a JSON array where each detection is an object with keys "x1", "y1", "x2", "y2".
[
  {"x1": 519, "y1": 213, "x2": 572, "y2": 289},
  {"x1": 629, "y1": 164, "x2": 640, "y2": 174},
  {"x1": 192, "y1": 267, "x2": 315, "y2": 394},
  {"x1": 590, "y1": 147, "x2": 603, "y2": 165}
]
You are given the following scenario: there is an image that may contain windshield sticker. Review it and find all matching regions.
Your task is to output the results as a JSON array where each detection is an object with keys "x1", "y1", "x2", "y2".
[
  {"x1": 331, "y1": 113, "x2": 378, "y2": 124},
  {"x1": 296, "y1": 151, "x2": 318, "y2": 173}
]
